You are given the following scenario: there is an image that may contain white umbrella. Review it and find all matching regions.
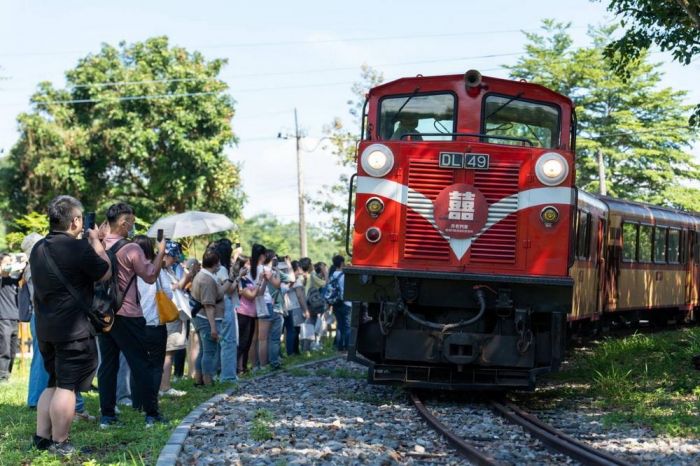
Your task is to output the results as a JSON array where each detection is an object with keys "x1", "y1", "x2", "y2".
[{"x1": 146, "y1": 211, "x2": 236, "y2": 239}]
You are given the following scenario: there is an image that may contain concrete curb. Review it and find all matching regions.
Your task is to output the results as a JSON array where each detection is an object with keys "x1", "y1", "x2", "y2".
[{"x1": 155, "y1": 355, "x2": 344, "y2": 466}]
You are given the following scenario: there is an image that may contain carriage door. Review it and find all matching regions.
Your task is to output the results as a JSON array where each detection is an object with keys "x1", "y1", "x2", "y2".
[
  {"x1": 596, "y1": 219, "x2": 607, "y2": 314},
  {"x1": 689, "y1": 231, "x2": 700, "y2": 308}
]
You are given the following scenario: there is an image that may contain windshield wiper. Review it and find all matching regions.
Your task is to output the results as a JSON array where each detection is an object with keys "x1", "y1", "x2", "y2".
[
  {"x1": 391, "y1": 87, "x2": 421, "y2": 124},
  {"x1": 485, "y1": 91, "x2": 524, "y2": 121}
]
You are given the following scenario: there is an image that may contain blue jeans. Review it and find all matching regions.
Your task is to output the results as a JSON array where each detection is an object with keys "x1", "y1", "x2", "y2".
[
  {"x1": 28, "y1": 314, "x2": 49, "y2": 408},
  {"x1": 268, "y1": 312, "x2": 284, "y2": 368},
  {"x1": 28, "y1": 314, "x2": 87, "y2": 412},
  {"x1": 219, "y1": 297, "x2": 238, "y2": 382},
  {"x1": 334, "y1": 303, "x2": 352, "y2": 351},
  {"x1": 193, "y1": 318, "x2": 222, "y2": 377}
]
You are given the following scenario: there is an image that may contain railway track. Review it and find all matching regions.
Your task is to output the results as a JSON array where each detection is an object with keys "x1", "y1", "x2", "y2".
[{"x1": 410, "y1": 391, "x2": 632, "y2": 466}]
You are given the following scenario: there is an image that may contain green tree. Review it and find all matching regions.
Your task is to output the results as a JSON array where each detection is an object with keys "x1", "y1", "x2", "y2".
[
  {"x1": 238, "y1": 213, "x2": 342, "y2": 263},
  {"x1": 0, "y1": 36, "x2": 244, "y2": 225},
  {"x1": 507, "y1": 20, "x2": 700, "y2": 210},
  {"x1": 312, "y1": 65, "x2": 384, "y2": 245},
  {"x1": 601, "y1": 0, "x2": 700, "y2": 125}
]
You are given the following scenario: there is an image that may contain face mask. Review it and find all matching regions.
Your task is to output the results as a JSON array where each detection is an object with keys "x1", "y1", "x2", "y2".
[
  {"x1": 128, "y1": 225, "x2": 136, "y2": 238},
  {"x1": 1, "y1": 264, "x2": 12, "y2": 273}
]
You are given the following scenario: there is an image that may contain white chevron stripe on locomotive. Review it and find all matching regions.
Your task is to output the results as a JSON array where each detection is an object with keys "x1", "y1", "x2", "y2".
[{"x1": 356, "y1": 176, "x2": 575, "y2": 259}]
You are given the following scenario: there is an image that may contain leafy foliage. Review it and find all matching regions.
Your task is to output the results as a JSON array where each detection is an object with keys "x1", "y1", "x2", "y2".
[
  {"x1": 601, "y1": 0, "x2": 700, "y2": 125},
  {"x1": 3, "y1": 212, "x2": 49, "y2": 250},
  {"x1": 507, "y1": 21, "x2": 700, "y2": 209},
  {"x1": 0, "y1": 36, "x2": 244, "y2": 226},
  {"x1": 311, "y1": 65, "x2": 384, "y2": 245},
  {"x1": 238, "y1": 212, "x2": 342, "y2": 262}
]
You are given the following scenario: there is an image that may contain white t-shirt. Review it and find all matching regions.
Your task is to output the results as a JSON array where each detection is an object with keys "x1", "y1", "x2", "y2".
[{"x1": 138, "y1": 269, "x2": 174, "y2": 326}]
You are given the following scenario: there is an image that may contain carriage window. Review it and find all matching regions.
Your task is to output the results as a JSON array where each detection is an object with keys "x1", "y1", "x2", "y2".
[
  {"x1": 668, "y1": 229, "x2": 680, "y2": 263},
  {"x1": 622, "y1": 223, "x2": 638, "y2": 261},
  {"x1": 379, "y1": 93, "x2": 456, "y2": 141},
  {"x1": 482, "y1": 95, "x2": 560, "y2": 148},
  {"x1": 575, "y1": 210, "x2": 591, "y2": 259},
  {"x1": 638, "y1": 225, "x2": 653, "y2": 262},
  {"x1": 654, "y1": 227, "x2": 667, "y2": 263}
]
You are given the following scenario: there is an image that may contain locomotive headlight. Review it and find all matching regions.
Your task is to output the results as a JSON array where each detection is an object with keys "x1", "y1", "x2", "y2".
[
  {"x1": 365, "y1": 197, "x2": 385, "y2": 217},
  {"x1": 540, "y1": 206, "x2": 560, "y2": 226},
  {"x1": 360, "y1": 144, "x2": 394, "y2": 177},
  {"x1": 535, "y1": 152, "x2": 569, "y2": 186}
]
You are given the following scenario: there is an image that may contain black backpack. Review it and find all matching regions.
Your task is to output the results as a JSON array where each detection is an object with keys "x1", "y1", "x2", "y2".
[{"x1": 307, "y1": 286, "x2": 326, "y2": 313}]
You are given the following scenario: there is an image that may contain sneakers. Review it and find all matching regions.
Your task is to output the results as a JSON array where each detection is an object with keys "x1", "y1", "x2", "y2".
[
  {"x1": 99, "y1": 415, "x2": 120, "y2": 429},
  {"x1": 74, "y1": 410, "x2": 96, "y2": 422},
  {"x1": 117, "y1": 397, "x2": 132, "y2": 407},
  {"x1": 159, "y1": 387, "x2": 187, "y2": 397},
  {"x1": 48, "y1": 440, "x2": 77, "y2": 456},
  {"x1": 145, "y1": 414, "x2": 168, "y2": 428},
  {"x1": 32, "y1": 434, "x2": 53, "y2": 450}
]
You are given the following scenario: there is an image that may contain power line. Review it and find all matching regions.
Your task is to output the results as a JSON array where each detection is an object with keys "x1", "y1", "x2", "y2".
[
  {"x1": 33, "y1": 90, "x2": 223, "y2": 105},
  {"x1": 0, "y1": 27, "x2": 575, "y2": 58},
  {"x1": 0, "y1": 55, "x2": 515, "y2": 92}
]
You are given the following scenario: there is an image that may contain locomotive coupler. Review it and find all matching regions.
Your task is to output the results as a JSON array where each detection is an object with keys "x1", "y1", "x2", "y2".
[{"x1": 514, "y1": 308, "x2": 534, "y2": 354}]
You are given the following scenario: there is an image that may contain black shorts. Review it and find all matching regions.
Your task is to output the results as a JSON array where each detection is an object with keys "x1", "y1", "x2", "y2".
[{"x1": 39, "y1": 337, "x2": 98, "y2": 391}]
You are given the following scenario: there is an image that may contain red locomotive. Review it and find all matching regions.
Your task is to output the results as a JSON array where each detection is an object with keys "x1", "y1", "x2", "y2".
[{"x1": 343, "y1": 70, "x2": 700, "y2": 390}]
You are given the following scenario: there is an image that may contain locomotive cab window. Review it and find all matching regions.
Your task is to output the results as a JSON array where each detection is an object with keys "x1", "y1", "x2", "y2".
[
  {"x1": 622, "y1": 223, "x2": 638, "y2": 262},
  {"x1": 481, "y1": 94, "x2": 560, "y2": 148},
  {"x1": 379, "y1": 93, "x2": 456, "y2": 141},
  {"x1": 654, "y1": 226, "x2": 668, "y2": 263}
]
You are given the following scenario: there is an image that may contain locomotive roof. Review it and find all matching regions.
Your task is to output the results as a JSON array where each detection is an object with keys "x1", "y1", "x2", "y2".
[
  {"x1": 588, "y1": 191, "x2": 700, "y2": 228},
  {"x1": 370, "y1": 73, "x2": 573, "y2": 107}
]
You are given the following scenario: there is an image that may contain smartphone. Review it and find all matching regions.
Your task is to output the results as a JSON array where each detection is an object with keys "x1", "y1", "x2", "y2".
[
  {"x1": 235, "y1": 242, "x2": 241, "y2": 249},
  {"x1": 157, "y1": 229, "x2": 164, "y2": 242},
  {"x1": 84, "y1": 212, "x2": 96, "y2": 235}
]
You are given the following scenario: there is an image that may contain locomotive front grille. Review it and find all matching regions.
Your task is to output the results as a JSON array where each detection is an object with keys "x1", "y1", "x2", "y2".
[
  {"x1": 403, "y1": 159, "x2": 453, "y2": 261},
  {"x1": 471, "y1": 162, "x2": 521, "y2": 263}
]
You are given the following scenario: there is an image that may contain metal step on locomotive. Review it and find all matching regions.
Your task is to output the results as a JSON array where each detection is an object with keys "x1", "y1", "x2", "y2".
[{"x1": 343, "y1": 69, "x2": 700, "y2": 390}]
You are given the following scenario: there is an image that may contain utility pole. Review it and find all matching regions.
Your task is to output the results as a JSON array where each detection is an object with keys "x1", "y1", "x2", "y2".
[
  {"x1": 294, "y1": 108, "x2": 308, "y2": 257},
  {"x1": 597, "y1": 148, "x2": 607, "y2": 196}
]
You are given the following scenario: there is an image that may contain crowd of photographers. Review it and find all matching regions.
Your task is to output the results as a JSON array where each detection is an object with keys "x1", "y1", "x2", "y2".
[{"x1": 0, "y1": 195, "x2": 351, "y2": 456}]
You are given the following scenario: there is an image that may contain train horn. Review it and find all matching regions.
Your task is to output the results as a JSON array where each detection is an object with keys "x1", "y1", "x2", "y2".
[{"x1": 464, "y1": 69, "x2": 482, "y2": 88}]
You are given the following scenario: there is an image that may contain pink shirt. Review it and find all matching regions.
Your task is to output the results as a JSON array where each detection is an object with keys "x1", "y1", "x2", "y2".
[
  {"x1": 236, "y1": 282, "x2": 258, "y2": 318},
  {"x1": 104, "y1": 234, "x2": 159, "y2": 318}
]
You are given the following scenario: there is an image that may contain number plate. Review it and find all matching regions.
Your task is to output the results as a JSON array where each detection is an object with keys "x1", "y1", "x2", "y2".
[{"x1": 439, "y1": 152, "x2": 490, "y2": 170}]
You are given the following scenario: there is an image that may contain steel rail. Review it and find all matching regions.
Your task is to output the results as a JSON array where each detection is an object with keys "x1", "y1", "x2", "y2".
[
  {"x1": 490, "y1": 400, "x2": 632, "y2": 466},
  {"x1": 409, "y1": 392, "x2": 498, "y2": 466}
]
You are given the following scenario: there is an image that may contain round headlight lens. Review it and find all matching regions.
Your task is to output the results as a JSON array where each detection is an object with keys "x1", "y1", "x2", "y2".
[
  {"x1": 367, "y1": 151, "x2": 388, "y2": 170},
  {"x1": 540, "y1": 206, "x2": 560, "y2": 225},
  {"x1": 360, "y1": 144, "x2": 394, "y2": 177},
  {"x1": 365, "y1": 197, "x2": 385, "y2": 217},
  {"x1": 535, "y1": 152, "x2": 569, "y2": 186},
  {"x1": 542, "y1": 159, "x2": 564, "y2": 179}
]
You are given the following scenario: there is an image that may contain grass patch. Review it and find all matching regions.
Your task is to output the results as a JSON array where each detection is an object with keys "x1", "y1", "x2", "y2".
[
  {"x1": 314, "y1": 367, "x2": 365, "y2": 380},
  {"x1": 544, "y1": 327, "x2": 700, "y2": 437},
  {"x1": 0, "y1": 360, "x2": 231, "y2": 466},
  {"x1": 250, "y1": 409, "x2": 274, "y2": 441},
  {"x1": 0, "y1": 337, "x2": 343, "y2": 465}
]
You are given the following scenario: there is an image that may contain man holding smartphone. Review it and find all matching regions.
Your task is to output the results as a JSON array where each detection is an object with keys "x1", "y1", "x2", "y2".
[{"x1": 29, "y1": 195, "x2": 111, "y2": 455}]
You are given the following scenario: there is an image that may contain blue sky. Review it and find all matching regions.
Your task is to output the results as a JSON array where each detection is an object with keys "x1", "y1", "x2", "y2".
[{"x1": 1, "y1": 0, "x2": 698, "y2": 224}]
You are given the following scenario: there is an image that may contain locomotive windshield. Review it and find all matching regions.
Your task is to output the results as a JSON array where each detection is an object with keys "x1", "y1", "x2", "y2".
[
  {"x1": 379, "y1": 93, "x2": 456, "y2": 141},
  {"x1": 482, "y1": 94, "x2": 560, "y2": 148}
]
